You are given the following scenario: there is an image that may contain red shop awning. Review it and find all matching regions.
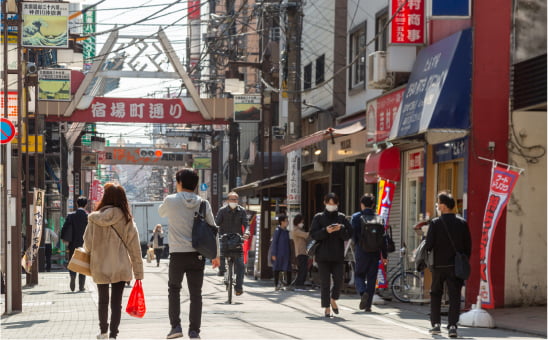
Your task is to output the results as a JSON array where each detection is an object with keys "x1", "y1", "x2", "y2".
[
  {"x1": 364, "y1": 146, "x2": 401, "y2": 183},
  {"x1": 280, "y1": 121, "x2": 365, "y2": 155}
]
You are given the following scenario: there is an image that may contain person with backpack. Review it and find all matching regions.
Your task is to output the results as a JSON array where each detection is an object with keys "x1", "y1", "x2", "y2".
[
  {"x1": 310, "y1": 193, "x2": 352, "y2": 317},
  {"x1": 351, "y1": 193, "x2": 388, "y2": 312}
]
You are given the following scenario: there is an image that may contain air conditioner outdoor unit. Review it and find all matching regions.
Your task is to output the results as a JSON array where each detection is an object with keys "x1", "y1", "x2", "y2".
[{"x1": 367, "y1": 51, "x2": 392, "y2": 89}]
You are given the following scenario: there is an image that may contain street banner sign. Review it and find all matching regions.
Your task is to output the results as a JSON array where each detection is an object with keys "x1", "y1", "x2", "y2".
[
  {"x1": 234, "y1": 95, "x2": 262, "y2": 122},
  {"x1": 0, "y1": 117, "x2": 16, "y2": 143},
  {"x1": 22, "y1": 189, "x2": 45, "y2": 273},
  {"x1": 479, "y1": 164, "x2": 521, "y2": 308},
  {"x1": 38, "y1": 69, "x2": 71, "y2": 101}
]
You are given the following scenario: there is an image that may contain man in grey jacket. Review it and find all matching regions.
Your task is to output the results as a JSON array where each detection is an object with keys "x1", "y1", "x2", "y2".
[
  {"x1": 159, "y1": 168, "x2": 219, "y2": 339},
  {"x1": 215, "y1": 192, "x2": 250, "y2": 296}
]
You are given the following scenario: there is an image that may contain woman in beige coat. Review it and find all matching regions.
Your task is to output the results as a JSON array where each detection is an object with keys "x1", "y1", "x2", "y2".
[
  {"x1": 83, "y1": 183, "x2": 144, "y2": 340},
  {"x1": 290, "y1": 213, "x2": 309, "y2": 289}
]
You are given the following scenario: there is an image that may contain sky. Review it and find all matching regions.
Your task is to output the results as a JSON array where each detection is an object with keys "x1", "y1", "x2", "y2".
[{"x1": 78, "y1": 0, "x2": 194, "y2": 144}]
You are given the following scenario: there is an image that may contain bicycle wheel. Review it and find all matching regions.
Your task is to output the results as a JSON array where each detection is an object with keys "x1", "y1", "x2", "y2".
[
  {"x1": 391, "y1": 271, "x2": 422, "y2": 303},
  {"x1": 227, "y1": 258, "x2": 233, "y2": 304}
]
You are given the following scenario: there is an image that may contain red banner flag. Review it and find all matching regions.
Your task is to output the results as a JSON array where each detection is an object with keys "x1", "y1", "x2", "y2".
[{"x1": 479, "y1": 165, "x2": 520, "y2": 308}]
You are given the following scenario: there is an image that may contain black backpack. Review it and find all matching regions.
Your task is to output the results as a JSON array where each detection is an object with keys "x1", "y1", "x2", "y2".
[{"x1": 359, "y1": 214, "x2": 385, "y2": 252}]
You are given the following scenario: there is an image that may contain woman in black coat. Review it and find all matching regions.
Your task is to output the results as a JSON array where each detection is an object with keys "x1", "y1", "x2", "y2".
[{"x1": 310, "y1": 193, "x2": 352, "y2": 317}]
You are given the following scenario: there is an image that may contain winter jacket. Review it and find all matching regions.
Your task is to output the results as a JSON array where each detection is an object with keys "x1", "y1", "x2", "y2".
[
  {"x1": 271, "y1": 226, "x2": 291, "y2": 271},
  {"x1": 150, "y1": 231, "x2": 164, "y2": 249},
  {"x1": 310, "y1": 210, "x2": 352, "y2": 262},
  {"x1": 158, "y1": 191, "x2": 217, "y2": 253},
  {"x1": 290, "y1": 225, "x2": 309, "y2": 257},
  {"x1": 215, "y1": 204, "x2": 250, "y2": 235},
  {"x1": 425, "y1": 214, "x2": 472, "y2": 268},
  {"x1": 83, "y1": 206, "x2": 144, "y2": 284}
]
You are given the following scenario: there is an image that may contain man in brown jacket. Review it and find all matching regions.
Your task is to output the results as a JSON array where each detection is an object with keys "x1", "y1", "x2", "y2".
[{"x1": 290, "y1": 213, "x2": 309, "y2": 290}]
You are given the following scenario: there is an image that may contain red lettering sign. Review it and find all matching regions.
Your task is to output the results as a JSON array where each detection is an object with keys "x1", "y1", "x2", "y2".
[{"x1": 390, "y1": 0, "x2": 425, "y2": 45}]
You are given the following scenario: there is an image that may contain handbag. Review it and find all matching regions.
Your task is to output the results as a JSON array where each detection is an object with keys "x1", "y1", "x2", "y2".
[
  {"x1": 440, "y1": 217, "x2": 470, "y2": 280},
  {"x1": 192, "y1": 201, "x2": 218, "y2": 259},
  {"x1": 306, "y1": 239, "x2": 320, "y2": 257},
  {"x1": 220, "y1": 233, "x2": 243, "y2": 256},
  {"x1": 67, "y1": 247, "x2": 91, "y2": 276},
  {"x1": 384, "y1": 226, "x2": 396, "y2": 253},
  {"x1": 126, "y1": 279, "x2": 146, "y2": 318},
  {"x1": 414, "y1": 239, "x2": 433, "y2": 272}
]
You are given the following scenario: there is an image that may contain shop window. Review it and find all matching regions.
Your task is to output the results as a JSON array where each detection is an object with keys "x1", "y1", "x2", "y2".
[{"x1": 349, "y1": 22, "x2": 366, "y2": 89}]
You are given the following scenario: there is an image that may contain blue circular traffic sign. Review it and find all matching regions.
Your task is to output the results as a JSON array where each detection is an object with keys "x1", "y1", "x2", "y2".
[
  {"x1": 0, "y1": 118, "x2": 16, "y2": 144},
  {"x1": 200, "y1": 183, "x2": 208, "y2": 191}
]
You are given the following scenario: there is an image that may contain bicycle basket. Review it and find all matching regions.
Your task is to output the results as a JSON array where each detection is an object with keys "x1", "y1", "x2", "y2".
[{"x1": 220, "y1": 233, "x2": 243, "y2": 256}]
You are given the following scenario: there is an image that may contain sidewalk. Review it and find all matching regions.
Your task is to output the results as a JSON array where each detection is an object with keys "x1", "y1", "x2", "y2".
[{"x1": 1, "y1": 263, "x2": 546, "y2": 339}]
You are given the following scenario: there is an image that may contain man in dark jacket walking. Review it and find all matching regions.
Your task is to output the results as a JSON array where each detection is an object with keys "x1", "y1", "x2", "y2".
[
  {"x1": 61, "y1": 196, "x2": 88, "y2": 292},
  {"x1": 425, "y1": 192, "x2": 472, "y2": 338},
  {"x1": 351, "y1": 194, "x2": 388, "y2": 312},
  {"x1": 215, "y1": 192, "x2": 250, "y2": 296}
]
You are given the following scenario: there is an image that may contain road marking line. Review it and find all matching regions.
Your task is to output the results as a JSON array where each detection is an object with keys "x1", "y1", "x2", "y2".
[{"x1": 370, "y1": 314, "x2": 431, "y2": 335}]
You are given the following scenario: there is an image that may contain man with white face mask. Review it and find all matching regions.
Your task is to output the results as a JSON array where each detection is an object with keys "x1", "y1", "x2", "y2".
[{"x1": 215, "y1": 192, "x2": 250, "y2": 295}]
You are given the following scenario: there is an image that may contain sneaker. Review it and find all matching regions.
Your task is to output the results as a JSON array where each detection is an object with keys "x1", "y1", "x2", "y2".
[
  {"x1": 448, "y1": 325, "x2": 457, "y2": 338},
  {"x1": 429, "y1": 324, "x2": 441, "y2": 335},
  {"x1": 235, "y1": 288, "x2": 243, "y2": 296},
  {"x1": 188, "y1": 330, "x2": 200, "y2": 339},
  {"x1": 96, "y1": 333, "x2": 108, "y2": 339},
  {"x1": 359, "y1": 292, "x2": 369, "y2": 310},
  {"x1": 166, "y1": 325, "x2": 183, "y2": 339}
]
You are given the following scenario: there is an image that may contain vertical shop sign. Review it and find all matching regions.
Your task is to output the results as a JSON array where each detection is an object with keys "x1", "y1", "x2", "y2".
[
  {"x1": 286, "y1": 150, "x2": 301, "y2": 204},
  {"x1": 390, "y1": 0, "x2": 425, "y2": 45},
  {"x1": 21, "y1": 189, "x2": 45, "y2": 272},
  {"x1": 376, "y1": 179, "x2": 397, "y2": 289},
  {"x1": 83, "y1": 9, "x2": 96, "y2": 72},
  {"x1": 366, "y1": 88, "x2": 405, "y2": 144},
  {"x1": 479, "y1": 164, "x2": 520, "y2": 308}
]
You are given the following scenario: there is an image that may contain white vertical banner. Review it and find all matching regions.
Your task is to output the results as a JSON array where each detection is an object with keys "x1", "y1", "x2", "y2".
[
  {"x1": 286, "y1": 150, "x2": 301, "y2": 205},
  {"x1": 21, "y1": 189, "x2": 45, "y2": 273}
]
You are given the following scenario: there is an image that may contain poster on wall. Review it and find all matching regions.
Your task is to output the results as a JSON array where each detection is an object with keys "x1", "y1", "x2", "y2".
[{"x1": 22, "y1": 2, "x2": 69, "y2": 48}]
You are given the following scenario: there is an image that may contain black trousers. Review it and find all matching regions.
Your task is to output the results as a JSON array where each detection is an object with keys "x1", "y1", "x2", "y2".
[
  {"x1": 168, "y1": 252, "x2": 205, "y2": 334},
  {"x1": 295, "y1": 254, "x2": 308, "y2": 286},
  {"x1": 317, "y1": 261, "x2": 344, "y2": 308},
  {"x1": 97, "y1": 281, "x2": 126, "y2": 339},
  {"x1": 154, "y1": 248, "x2": 163, "y2": 265},
  {"x1": 430, "y1": 266, "x2": 463, "y2": 327},
  {"x1": 45, "y1": 244, "x2": 52, "y2": 271},
  {"x1": 273, "y1": 270, "x2": 292, "y2": 287}
]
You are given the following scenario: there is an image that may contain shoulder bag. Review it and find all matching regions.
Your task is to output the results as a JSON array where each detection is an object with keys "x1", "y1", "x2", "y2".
[
  {"x1": 67, "y1": 247, "x2": 91, "y2": 276},
  {"x1": 192, "y1": 201, "x2": 218, "y2": 259},
  {"x1": 439, "y1": 217, "x2": 470, "y2": 280}
]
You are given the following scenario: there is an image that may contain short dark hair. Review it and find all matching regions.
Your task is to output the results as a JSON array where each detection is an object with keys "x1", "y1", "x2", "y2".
[
  {"x1": 324, "y1": 192, "x2": 339, "y2": 204},
  {"x1": 176, "y1": 168, "x2": 199, "y2": 190},
  {"x1": 438, "y1": 191, "x2": 455, "y2": 210},
  {"x1": 76, "y1": 196, "x2": 87, "y2": 208},
  {"x1": 293, "y1": 213, "x2": 303, "y2": 225},
  {"x1": 277, "y1": 214, "x2": 288, "y2": 223},
  {"x1": 360, "y1": 194, "x2": 375, "y2": 208}
]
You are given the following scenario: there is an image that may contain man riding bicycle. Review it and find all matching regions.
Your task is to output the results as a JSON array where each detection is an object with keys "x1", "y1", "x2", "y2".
[{"x1": 215, "y1": 192, "x2": 250, "y2": 296}]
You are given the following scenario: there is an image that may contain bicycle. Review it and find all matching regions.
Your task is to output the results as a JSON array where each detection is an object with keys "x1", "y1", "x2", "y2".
[
  {"x1": 390, "y1": 243, "x2": 425, "y2": 303},
  {"x1": 220, "y1": 233, "x2": 243, "y2": 304}
]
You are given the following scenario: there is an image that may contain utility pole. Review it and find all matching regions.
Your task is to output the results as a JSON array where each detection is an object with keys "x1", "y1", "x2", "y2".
[{"x1": 284, "y1": 0, "x2": 302, "y2": 223}]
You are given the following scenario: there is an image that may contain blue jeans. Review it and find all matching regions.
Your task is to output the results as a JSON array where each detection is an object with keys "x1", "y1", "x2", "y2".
[{"x1": 354, "y1": 249, "x2": 380, "y2": 309}]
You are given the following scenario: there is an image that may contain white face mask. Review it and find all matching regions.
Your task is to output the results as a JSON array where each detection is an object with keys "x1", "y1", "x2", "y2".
[
  {"x1": 325, "y1": 204, "x2": 338, "y2": 212},
  {"x1": 298, "y1": 223, "x2": 304, "y2": 228},
  {"x1": 228, "y1": 202, "x2": 238, "y2": 209}
]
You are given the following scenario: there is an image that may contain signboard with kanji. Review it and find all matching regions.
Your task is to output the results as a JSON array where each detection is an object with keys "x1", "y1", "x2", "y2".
[
  {"x1": 38, "y1": 69, "x2": 71, "y2": 101},
  {"x1": 234, "y1": 95, "x2": 262, "y2": 122},
  {"x1": 389, "y1": 0, "x2": 425, "y2": 45},
  {"x1": 97, "y1": 147, "x2": 199, "y2": 166},
  {"x1": 366, "y1": 87, "x2": 405, "y2": 144},
  {"x1": 22, "y1": 2, "x2": 69, "y2": 48}
]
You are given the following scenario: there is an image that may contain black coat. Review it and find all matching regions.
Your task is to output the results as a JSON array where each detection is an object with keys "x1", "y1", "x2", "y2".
[
  {"x1": 425, "y1": 214, "x2": 471, "y2": 268},
  {"x1": 310, "y1": 210, "x2": 352, "y2": 262},
  {"x1": 61, "y1": 209, "x2": 88, "y2": 250}
]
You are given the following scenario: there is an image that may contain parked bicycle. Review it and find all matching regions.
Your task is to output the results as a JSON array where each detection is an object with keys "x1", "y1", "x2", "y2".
[
  {"x1": 389, "y1": 243, "x2": 426, "y2": 303},
  {"x1": 220, "y1": 233, "x2": 243, "y2": 304}
]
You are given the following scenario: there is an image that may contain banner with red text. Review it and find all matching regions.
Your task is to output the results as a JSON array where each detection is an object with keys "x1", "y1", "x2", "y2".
[
  {"x1": 376, "y1": 179, "x2": 397, "y2": 288},
  {"x1": 479, "y1": 165, "x2": 520, "y2": 308}
]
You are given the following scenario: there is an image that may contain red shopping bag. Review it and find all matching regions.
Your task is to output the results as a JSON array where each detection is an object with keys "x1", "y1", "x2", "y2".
[{"x1": 126, "y1": 280, "x2": 146, "y2": 318}]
